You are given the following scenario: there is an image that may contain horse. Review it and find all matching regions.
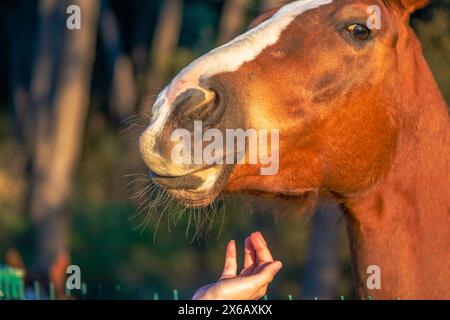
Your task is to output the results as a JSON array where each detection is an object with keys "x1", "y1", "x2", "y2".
[{"x1": 139, "y1": 0, "x2": 450, "y2": 299}]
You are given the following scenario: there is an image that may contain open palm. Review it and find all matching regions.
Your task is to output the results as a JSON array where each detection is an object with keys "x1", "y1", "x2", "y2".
[{"x1": 193, "y1": 232, "x2": 282, "y2": 300}]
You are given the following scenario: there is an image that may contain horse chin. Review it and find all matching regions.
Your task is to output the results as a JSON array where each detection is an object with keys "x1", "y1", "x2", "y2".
[
  {"x1": 167, "y1": 188, "x2": 221, "y2": 208},
  {"x1": 151, "y1": 164, "x2": 232, "y2": 208}
]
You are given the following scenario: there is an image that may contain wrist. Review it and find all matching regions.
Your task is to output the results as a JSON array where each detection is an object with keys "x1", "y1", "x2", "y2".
[{"x1": 192, "y1": 284, "x2": 218, "y2": 300}]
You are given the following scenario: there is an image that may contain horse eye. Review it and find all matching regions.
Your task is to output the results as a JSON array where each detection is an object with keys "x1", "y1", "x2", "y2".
[{"x1": 346, "y1": 23, "x2": 370, "y2": 41}]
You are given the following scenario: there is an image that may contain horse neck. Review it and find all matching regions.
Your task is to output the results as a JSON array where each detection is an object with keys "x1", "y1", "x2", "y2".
[{"x1": 342, "y1": 35, "x2": 450, "y2": 299}]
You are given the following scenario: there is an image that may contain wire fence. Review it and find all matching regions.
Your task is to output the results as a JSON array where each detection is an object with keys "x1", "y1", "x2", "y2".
[
  {"x1": 1, "y1": 265, "x2": 385, "y2": 300},
  {"x1": 0, "y1": 266, "x2": 25, "y2": 300}
]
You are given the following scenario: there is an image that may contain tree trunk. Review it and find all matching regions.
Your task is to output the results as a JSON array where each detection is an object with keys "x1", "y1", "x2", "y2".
[
  {"x1": 100, "y1": 0, "x2": 137, "y2": 122},
  {"x1": 131, "y1": 0, "x2": 154, "y2": 80},
  {"x1": 218, "y1": 0, "x2": 249, "y2": 44},
  {"x1": 145, "y1": 0, "x2": 183, "y2": 115},
  {"x1": 29, "y1": 0, "x2": 100, "y2": 274},
  {"x1": 260, "y1": 0, "x2": 285, "y2": 11},
  {"x1": 5, "y1": 1, "x2": 35, "y2": 145},
  {"x1": 302, "y1": 204, "x2": 342, "y2": 300}
]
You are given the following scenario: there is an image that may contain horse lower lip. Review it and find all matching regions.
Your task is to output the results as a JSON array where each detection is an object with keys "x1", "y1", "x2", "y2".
[
  {"x1": 152, "y1": 174, "x2": 205, "y2": 190},
  {"x1": 150, "y1": 165, "x2": 223, "y2": 191},
  {"x1": 149, "y1": 162, "x2": 219, "y2": 179}
]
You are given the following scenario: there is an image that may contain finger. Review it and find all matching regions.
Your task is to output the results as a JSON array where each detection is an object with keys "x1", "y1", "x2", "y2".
[
  {"x1": 250, "y1": 232, "x2": 273, "y2": 264},
  {"x1": 240, "y1": 236, "x2": 256, "y2": 276},
  {"x1": 220, "y1": 240, "x2": 237, "y2": 279},
  {"x1": 217, "y1": 261, "x2": 281, "y2": 300},
  {"x1": 249, "y1": 261, "x2": 282, "y2": 288},
  {"x1": 244, "y1": 236, "x2": 256, "y2": 269}
]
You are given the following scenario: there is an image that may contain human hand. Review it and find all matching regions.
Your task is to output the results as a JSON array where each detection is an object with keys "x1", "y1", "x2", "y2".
[{"x1": 192, "y1": 231, "x2": 282, "y2": 300}]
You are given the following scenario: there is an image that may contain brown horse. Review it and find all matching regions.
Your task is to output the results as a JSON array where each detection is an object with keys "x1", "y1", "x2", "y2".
[{"x1": 139, "y1": 0, "x2": 450, "y2": 299}]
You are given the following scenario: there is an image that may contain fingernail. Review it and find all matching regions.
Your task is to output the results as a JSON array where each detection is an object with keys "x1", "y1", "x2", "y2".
[
  {"x1": 251, "y1": 232, "x2": 264, "y2": 247},
  {"x1": 256, "y1": 231, "x2": 267, "y2": 245},
  {"x1": 274, "y1": 261, "x2": 282, "y2": 273}
]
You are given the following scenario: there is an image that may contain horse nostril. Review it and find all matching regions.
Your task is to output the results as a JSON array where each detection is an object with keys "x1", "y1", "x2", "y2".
[{"x1": 174, "y1": 87, "x2": 224, "y2": 127}]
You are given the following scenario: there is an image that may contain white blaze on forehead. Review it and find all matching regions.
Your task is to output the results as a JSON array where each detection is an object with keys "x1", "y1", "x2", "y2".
[
  {"x1": 166, "y1": 0, "x2": 333, "y2": 99},
  {"x1": 140, "y1": 0, "x2": 333, "y2": 176},
  {"x1": 153, "y1": 0, "x2": 334, "y2": 117}
]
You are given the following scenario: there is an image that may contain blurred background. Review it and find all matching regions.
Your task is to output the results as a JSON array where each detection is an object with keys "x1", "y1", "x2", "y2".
[{"x1": 0, "y1": 0, "x2": 448, "y2": 300}]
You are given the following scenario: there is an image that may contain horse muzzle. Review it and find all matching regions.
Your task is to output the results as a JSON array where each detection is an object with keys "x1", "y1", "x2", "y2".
[{"x1": 139, "y1": 83, "x2": 230, "y2": 207}]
